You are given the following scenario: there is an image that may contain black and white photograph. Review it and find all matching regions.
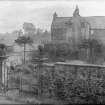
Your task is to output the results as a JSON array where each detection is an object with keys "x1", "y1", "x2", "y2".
[{"x1": 0, "y1": 0, "x2": 105, "y2": 104}]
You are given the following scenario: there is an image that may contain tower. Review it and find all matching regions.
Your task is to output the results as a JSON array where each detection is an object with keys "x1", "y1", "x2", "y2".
[
  {"x1": 53, "y1": 12, "x2": 57, "y2": 20},
  {"x1": 73, "y1": 5, "x2": 80, "y2": 17},
  {"x1": 72, "y1": 5, "x2": 82, "y2": 47}
]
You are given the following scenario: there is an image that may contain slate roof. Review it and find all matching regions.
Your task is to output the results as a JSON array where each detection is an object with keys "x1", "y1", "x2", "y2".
[
  {"x1": 85, "y1": 16, "x2": 105, "y2": 29},
  {"x1": 52, "y1": 17, "x2": 72, "y2": 29},
  {"x1": 52, "y1": 16, "x2": 105, "y2": 29}
]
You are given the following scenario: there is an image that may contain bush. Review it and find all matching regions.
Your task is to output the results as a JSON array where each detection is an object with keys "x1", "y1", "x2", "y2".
[
  {"x1": 53, "y1": 77, "x2": 67, "y2": 100},
  {"x1": 50, "y1": 74, "x2": 105, "y2": 104}
]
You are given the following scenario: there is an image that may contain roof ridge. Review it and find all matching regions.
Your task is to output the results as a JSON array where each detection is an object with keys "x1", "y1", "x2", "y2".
[
  {"x1": 84, "y1": 16, "x2": 105, "y2": 18},
  {"x1": 56, "y1": 16, "x2": 105, "y2": 18},
  {"x1": 52, "y1": 15, "x2": 105, "y2": 29},
  {"x1": 56, "y1": 17, "x2": 71, "y2": 18}
]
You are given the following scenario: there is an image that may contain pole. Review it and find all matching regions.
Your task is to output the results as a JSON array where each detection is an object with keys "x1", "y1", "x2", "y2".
[
  {"x1": 23, "y1": 43, "x2": 26, "y2": 64},
  {"x1": 7, "y1": 63, "x2": 8, "y2": 96},
  {"x1": 19, "y1": 72, "x2": 22, "y2": 96},
  {"x1": 4, "y1": 61, "x2": 5, "y2": 95},
  {"x1": 1, "y1": 61, "x2": 2, "y2": 84}
]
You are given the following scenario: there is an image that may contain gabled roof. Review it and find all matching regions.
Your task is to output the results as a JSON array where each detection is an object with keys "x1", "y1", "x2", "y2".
[
  {"x1": 52, "y1": 17, "x2": 72, "y2": 29},
  {"x1": 84, "y1": 16, "x2": 105, "y2": 29},
  {"x1": 52, "y1": 16, "x2": 105, "y2": 29}
]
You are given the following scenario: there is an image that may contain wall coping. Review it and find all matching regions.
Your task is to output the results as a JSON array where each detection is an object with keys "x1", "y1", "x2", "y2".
[
  {"x1": 43, "y1": 63, "x2": 55, "y2": 67},
  {"x1": 55, "y1": 62, "x2": 105, "y2": 68},
  {"x1": 43, "y1": 62, "x2": 105, "y2": 68}
]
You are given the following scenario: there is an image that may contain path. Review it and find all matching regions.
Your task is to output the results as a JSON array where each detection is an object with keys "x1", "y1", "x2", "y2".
[{"x1": 0, "y1": 95, "x2": 23, "y2": 104}]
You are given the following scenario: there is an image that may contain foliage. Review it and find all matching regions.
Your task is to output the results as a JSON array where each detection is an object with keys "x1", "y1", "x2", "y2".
[
  {"x1": 15, "y1": 36, "x2": 33, "y2": 46},
  {"x1": 23, "y1": 22, "x2": 36, "y2": 35},
  {"x1": 33, "y1": 42, "x2": 73, "y2": 62},
  {"x1": 53, "y1": 77, "x2": 67, "y2": 100},
  {"x1": 15, "y1": 35, "x2": 33, "y2": 63},
  {"x1": 9, "y1": 61, "x2": 105, "y2": 104},
  {"x1": 21, "y1": 22, "x2": 51, "y2": 44},
  {"x1": 9, "y1": 63, "x2": 38, "y2": 93},
  {"x1": 6, "y1": 46, "x2": 14, "y2": 54},
  {"x1": 49, "y1": 69, "x2": 105, "y2": 104},
  {"x1": 31, "y1": 38, "x2": 104, "y2": 63},
  {"x1": 33, "y1": 29, "x2": 51, "y2": 44},
  {"x1": 79, "y1": 38, "x2": 104, "y2": 64},
  {"x1": 38, "y1": 45, "x2": 44, "y2": 58},
  {"x1": 31, "y1": 38, "x2": 104, "y2": 64}
]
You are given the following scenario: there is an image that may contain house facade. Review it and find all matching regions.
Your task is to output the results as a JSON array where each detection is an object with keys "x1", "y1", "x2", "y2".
[{"x1": 51, "y1": 6, "x2": 105, "y2": 45}]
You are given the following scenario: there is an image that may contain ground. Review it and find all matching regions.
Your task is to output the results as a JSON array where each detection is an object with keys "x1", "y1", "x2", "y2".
[{"x1": 0, "y1": 95, "x2": 23, "y2": 104}]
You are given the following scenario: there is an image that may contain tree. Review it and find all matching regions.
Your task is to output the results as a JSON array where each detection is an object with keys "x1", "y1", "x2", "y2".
[
  {"x1": 79, "y1": 38, "x2": 103, "y2": 64},
  {"x1": 15, "y1": 36, "x2": 33, "y2": 64},
  {"x1": 41, "y1": 42, "x2": 73, "y2": 62},
  {"x1": 23, "y1": 22, "x2": 36, "y2": 35},
  {"x1": 15, "y1": 22, "x2": 34, "y2": 64},
  {"x1": 38, "y1": 45, "x2": 44, "y2": 58}
]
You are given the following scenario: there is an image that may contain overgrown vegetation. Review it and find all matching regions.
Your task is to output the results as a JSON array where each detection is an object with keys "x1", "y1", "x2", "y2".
[
  {"x1": 30, "y1": 38, "x2": 105, "y2": 64},
  {"x1": 7, "y1": 22, "x2": 105, "y2": 104},
  {"x1": 8, "y1": 62, "x2": 105, "y2": 104}
]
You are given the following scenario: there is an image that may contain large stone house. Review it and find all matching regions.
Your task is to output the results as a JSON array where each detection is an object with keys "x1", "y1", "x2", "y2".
[{"x1": 51, "y1": 5, "x2": 105, "y2": 45}]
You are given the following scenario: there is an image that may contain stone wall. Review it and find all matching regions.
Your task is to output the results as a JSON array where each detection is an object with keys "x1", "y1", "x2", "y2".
[
  {"x1": 54, "y1": 62, "x2": 105, "y2": 80},
  {"x1": 42, "y1": 62, "x2": 105, "y2": 81},
  {"x1": 40, "y1": 62, "x2": 105, "y2": 103}
]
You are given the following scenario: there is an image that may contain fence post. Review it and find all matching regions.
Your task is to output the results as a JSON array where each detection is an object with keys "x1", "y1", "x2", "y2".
[
  {"x1": 6, "y1": 64, "x2": 8, "y2": 96},
  {"x1": 19, "y1": 71, "x2": 22, "y2": 96}
]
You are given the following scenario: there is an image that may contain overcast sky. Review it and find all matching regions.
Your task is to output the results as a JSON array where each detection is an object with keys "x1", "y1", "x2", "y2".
[{"x1": 0, "y1": 0, "x2": 105, "y2": 33}]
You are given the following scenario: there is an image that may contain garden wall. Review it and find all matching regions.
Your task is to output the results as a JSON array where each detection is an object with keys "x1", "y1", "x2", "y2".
[
  {"x1": 54, "y1": 62, "x2": 105, "y2": 80},
  {"x1": 42, "y1": 62, "x2": 105, "y2": 82},
  {"x1": 40, "y1": 62, "x2": 105, "y2": 103}
]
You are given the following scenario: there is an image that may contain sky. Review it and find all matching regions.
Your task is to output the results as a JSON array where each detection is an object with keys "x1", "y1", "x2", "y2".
[{"x1": 0, "y1": 0, "x2": 105, "y2": 33}]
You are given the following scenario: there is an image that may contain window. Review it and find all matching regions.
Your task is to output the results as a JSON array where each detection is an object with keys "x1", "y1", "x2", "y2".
[
  {"x1": 81, "y1": 22, "x2": 85, "y2": 28},
  {"x1": 66, "y1": 21, "x2": 72, "y2": 27}
]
